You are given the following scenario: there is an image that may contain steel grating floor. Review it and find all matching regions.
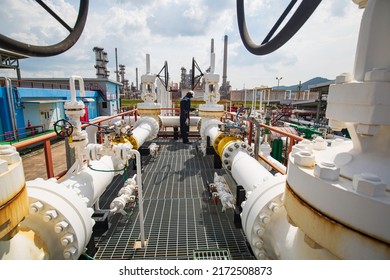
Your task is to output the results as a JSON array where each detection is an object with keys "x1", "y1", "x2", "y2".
[{"x1": 93, "y1": 138, "x2": 255, "y2": 260}]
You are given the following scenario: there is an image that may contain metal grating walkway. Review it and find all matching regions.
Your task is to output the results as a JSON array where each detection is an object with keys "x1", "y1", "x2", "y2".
[{"x1": 93, "y1": 138, "x2": 255, "y2": 260}]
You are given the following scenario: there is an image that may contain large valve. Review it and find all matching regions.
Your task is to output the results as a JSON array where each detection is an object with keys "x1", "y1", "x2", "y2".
[
  {"x1": 0, "y1": 0, "x2": 89, "y2": 57},
  {"x1": 236, "y1": 0, "x2": 322, "y2": 55}
]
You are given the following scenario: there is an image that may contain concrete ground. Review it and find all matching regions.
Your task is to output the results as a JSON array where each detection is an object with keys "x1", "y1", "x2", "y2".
[{"x1": 21, "y1": 140, "x2": 68, "y2": 181}]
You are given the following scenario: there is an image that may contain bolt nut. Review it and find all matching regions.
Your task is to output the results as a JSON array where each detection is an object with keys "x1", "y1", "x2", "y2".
[
  {"x1": 331, "y1": 138, "x2": 344, "y2": 147},
  {"x1": 290, "y1": 143, "x2": 307, "y2": 156},
  {"x1": 294, "y1": 151, "x2": 315, "y2": 167},
  {"x1": 61, "y1": 233, "x2": 75, "y2": 246},
  {"x1": 259, "y1": 213, "x2": 271, "y2": 224},
  {"x1": 252, "y1": 238, "x2": 264, "y2": 249},
  {"x1": 54, "y1": 221, "x2": 69, "y2": 233},
  {"x1": 313, "y1": 137, "x2": 327, "y2": 150},
  {"x1": 255, "y1": 249, "x2": 267, "y2": 260},
  {"x1": 356, "y1": 124, "x2": 379, "y2": 136},
  {"x1": 30, "y1": 201, "x2": 44, "y2": 214},
  {"x1": 335, "y1": 73, "x2": 353, "y2": 84},
  {"x1": 314, "y1": 161, "x2": 340, "y2": 181},
  {"x1": 43, "y1": 210, "x2": 58, "y2": 222},
  {"x1": 352, "y1": 173, "x2": 386, "y2": 197},
  {"x1": 63, "y1": 246, "x2": 77, "y2": 259},
  {"x1": 364, "y1": 67, "x2": 390, "y2": 82},
  {"x1": 253, "y1": 224, "x2": 266, "y2": 237},
  {"x1": 268, "y1": 201, "x2": 280, "y2": 213},
  {"x1": 299, "y1": 139, "x2": 313, "y2": 151}
]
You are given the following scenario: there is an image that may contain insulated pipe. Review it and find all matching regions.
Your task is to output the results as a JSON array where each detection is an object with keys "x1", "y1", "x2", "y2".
[
  {"x1": 204, "y1": 123, "x2": 220, "y2": 145},
  {"x1": 159, "y1": 115, "x2": 200, "y2": 127},
  {"x1": 69, "y1": 75, "x2": 85, "y2": 102},
  {"x1": 210, "y1": 52, "x2": 215, "y2": 73},
  {"x1": 5, "y1": 78, "x2": 17, "y2": 141},
  {"x1": 146, "y1": 53, "x2": 150, "y2": 73},
  {"x1": 58, "y1": 155, "x2": 115, "y2": 207},
  {"x1": 231, "y1": 150, "x2": 273, "y2": 192},
  {"x1": 128, "y1": 116, "x2": 159, "y2": 150}
]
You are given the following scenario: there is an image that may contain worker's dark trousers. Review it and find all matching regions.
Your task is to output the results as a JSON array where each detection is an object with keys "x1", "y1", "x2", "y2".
[{"x1": 180, "y1": 117, "x2": 189, "y2": 143}]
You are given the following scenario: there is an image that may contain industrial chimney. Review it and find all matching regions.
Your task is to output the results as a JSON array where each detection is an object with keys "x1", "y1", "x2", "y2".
[
  {"x1": 222, "y1": 35, "x2": 228, "y2": 94},
  {"x1": 93, "y1": 46, "x2": 110, "y2": 79}
]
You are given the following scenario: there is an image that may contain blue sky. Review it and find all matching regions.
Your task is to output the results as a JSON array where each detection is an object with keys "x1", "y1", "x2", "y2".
[{"x1": 0, "y1": 0, "x2": 364, "y2": 89}]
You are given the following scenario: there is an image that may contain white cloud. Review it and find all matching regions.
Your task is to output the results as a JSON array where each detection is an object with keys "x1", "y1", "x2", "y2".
[{"x1": 0, "y1": 0, "x2": 364, "y2": 89}]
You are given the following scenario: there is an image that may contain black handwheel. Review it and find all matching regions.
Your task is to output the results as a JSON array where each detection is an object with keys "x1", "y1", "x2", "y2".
[
  {"x1": 157, "y1": 61, "x2": 169, "y2": 91},
  {"x1": 0, "y1": 0, "x2": 89, "y2": 57},
  {"x1": 236, "y1": 0, "x2": 322, "y2": 55},
  {"x1": 54, "y1": 119, "x2": 74, "y2": 138}
]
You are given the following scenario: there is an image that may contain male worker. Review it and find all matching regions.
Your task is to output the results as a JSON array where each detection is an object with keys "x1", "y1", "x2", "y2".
[{"x1": 180, "y1": 91, "x2": 194, "y2": 144}]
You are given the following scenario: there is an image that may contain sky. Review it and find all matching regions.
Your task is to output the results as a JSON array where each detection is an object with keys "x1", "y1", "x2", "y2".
[{"x1": 0, "y1": 0, "x2": 364, "y2": 89}]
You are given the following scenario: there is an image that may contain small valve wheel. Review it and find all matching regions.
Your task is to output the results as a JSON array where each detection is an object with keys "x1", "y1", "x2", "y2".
[{"x1": 54, "y1": 119, "x2": 74, "y2": 138}]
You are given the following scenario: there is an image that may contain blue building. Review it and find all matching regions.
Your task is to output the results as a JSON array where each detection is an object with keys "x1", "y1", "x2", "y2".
[{"x1": 0, "y1": 77, "x2": 122, "y2": 141}]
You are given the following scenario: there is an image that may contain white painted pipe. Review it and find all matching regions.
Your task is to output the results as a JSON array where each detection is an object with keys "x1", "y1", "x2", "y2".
[
  {"x1": 132, "y1": 116, "x2": 159, "y2": 148},
  {"x1": 159, "y1": 115, "x2": 200, "y2": 127},
  {"x1": 204, "y1": 123, "x2": 220, "y2": 144},
  {"x1": 210, "y1": 52, "x2": 215, "y2": 73},
  {"x1": 59, "y1": 155, "x2": 115, "y2": 207},
  {"x1": 146, "y1": 54, "x2": 150, "y2": 73},
  {"x1": 231, "y1": 150, "x2": 273, "y2": 192},
  {"x1": 5, "y1": 78, "x2": 17, "y2": 140},
  {"x1": 85, "y1": 116, "x2": 136, "y2": 144},
  {"x1": 266, "y1": 155, "x2": 287, "y2": 173},
  {"x1": 69, "y1": 75, "x2": 85, "y2": 102},
  {"x1": 132, "y1": 124, "x2": 151, "y2": 148}
]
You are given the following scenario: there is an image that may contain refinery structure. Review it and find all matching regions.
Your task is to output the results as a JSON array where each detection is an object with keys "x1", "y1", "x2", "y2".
[{"x1": 0, "y1": 0, "x2": 389, "y2": 261}]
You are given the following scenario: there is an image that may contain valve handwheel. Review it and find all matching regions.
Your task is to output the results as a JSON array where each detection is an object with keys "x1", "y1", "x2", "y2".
[
  {"x1": 236, "y1": 0, "x2": 322, "y2": 55},
  {"x1": 0, "y1": 0, "x2": 89, "y2": 57},
  {"x1": 54, "y1": 119, "x2": 74, "y2": 138}
]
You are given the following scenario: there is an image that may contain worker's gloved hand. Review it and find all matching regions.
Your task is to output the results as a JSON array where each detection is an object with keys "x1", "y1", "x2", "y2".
[
  {"x1": 190, "y1": 108, "x2": 196, "y2": 112},
  {"x1": 185, "y1": 119, "x2": 189, "y2": 126}
]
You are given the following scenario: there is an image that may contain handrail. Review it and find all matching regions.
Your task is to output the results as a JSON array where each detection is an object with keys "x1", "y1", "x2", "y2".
[
  {"x1": 12, "y1": 109, "x2": 138, "y2": 179},
  {"x1": 225, "y1": 111, "x2": 304, "y2": 173},
  {"x1": 10, "y1": 107, "x2": 303, "y2": 180}
]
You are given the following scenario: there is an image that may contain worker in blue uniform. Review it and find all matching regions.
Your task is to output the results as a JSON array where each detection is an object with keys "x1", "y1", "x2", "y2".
[{"x1": 180, "y1": 91, "x2": 194, "y2": 144}]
